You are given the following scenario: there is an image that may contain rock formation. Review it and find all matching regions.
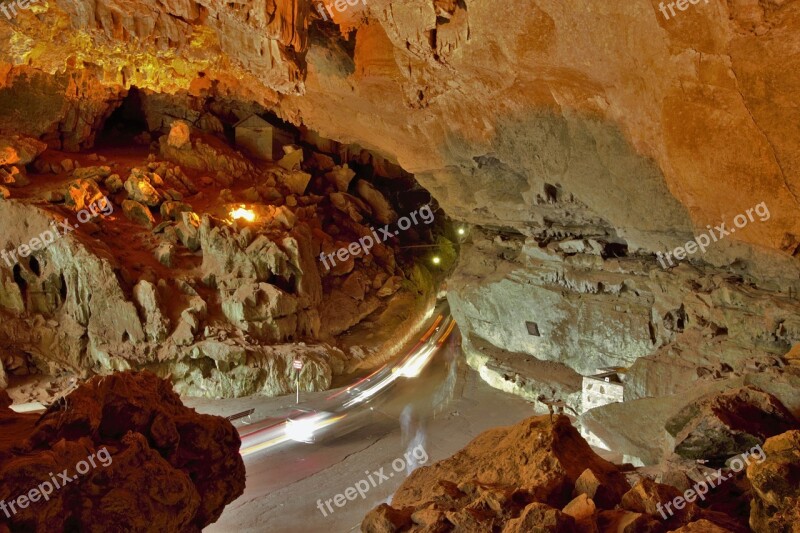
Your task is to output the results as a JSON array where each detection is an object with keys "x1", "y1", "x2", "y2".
[
  {"x1": 747, "y1": 430, "x2": 800, "y2": 532},
  {"x1": 362, "y1": 415, "x2": 764, "y2": 533},
  {"x1": 0, "y1": 122, "x2": 439, "y2": 399},
  {"x1": 0, "y1": 371, "x2": 245, "y2": 531},
  {"x1": 0, "y1": 0, "x2": 798, "y2": 414}
]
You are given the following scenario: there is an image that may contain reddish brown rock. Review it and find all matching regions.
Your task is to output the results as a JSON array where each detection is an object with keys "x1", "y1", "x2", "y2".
[
  {"x1": 363, "y1": 416, "x2": 628, "y2": 532},
  {"x1": 747, "y1": 430, "x2": 800, "y2": 533},
  {"x1": 0, "y1": 371, "x2": 245, "y2": 531},
  {"x1": 666, "y1": 386, "x2": 799, "y2": 462}
]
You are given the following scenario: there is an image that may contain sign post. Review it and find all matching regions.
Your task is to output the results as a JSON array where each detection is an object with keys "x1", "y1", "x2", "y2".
[{"x1": 293, "y1": 359, "x2": 303, "y2": 404}]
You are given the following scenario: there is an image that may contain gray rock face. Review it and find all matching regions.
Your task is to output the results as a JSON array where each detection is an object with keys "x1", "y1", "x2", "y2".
[{"x1": 450, "y1": 226, "x2": 800, "y2": 408}]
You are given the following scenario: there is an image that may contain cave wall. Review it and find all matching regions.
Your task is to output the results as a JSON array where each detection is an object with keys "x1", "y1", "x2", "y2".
[{"x1": 2, "y1": 0, "x2": 800, "y2": 402}]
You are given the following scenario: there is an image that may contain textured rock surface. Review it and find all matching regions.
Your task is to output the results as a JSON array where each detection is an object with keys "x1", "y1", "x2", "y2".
[
  {"x1": 362, "y1": 415, "x2": 748, "y2": 532},
  {"x1": 0, "y1": 371, "x2": 245, "y2": 531},
  {"x1": 1, "y1": 0, "x2": 799, "y2": 402},
  {"x1": 747, "y1": 430, "x2": 800, "y2": 533},
  {"x1": 0, "y1": 124, "x2": 437, "y2": 399},
  {"x1": 666, "y1": 386, "x2": 799, "y2": 462}
]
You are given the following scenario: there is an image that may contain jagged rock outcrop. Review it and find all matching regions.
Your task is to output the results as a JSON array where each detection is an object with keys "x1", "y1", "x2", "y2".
[
  {"x1": 747, "y1": 430, "x2": 800, "y2": 533},
  {"x1": 362, "y1": 415, "x2": 748, "y2": 532},
  {"x1": 0, "y1": 371, "x2": 245, "y2": 531},
  {"x1": 666, "y1": 386, "x2": 799, "y2": 463},
  {"x1": 1, "y1": 0, "x2": 799, "y2": 430},
  {"x1": 0, "y1": 120, "x2": 436, "y2": 399}
]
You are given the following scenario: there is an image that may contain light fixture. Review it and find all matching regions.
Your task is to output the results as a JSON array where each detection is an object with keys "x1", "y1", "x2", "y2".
[
  {"x1": 457, "y1": 227, "x2": 465, "y2": 235},
  {"x1": 432, "y1": 256, "x2": 441, "y2": 265},
  {"x1": 229, "y1": 205, "x2": 256, "y2": 222}
]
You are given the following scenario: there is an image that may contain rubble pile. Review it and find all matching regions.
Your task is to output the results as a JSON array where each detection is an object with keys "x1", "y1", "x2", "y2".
[{"x1": 0, "y1": 122, "x2": 438, "y2": 398}]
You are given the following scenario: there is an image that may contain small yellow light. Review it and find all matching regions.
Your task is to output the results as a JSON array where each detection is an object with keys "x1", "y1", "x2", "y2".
[
  {"x1": 230, "y1": 205, "x2": 256, "y2": 222},
  {"x1": 457, "y1": 228, "x2": 466, "y2": 235},
  {"x1": 432, "y1": 256, "x2": 441, "y2": 265}
]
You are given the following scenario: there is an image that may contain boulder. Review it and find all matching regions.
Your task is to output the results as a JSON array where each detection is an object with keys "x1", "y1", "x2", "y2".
[
  {"x1": 357, "y1": 180, "x2": 397, "y2": 224},
  {"x1": 363, "y1": 416, "x2": 630, "y2": 530},
  {"x1": 0, "y1": 135, "x2": 47, "y2": 166},
  {"x1": 0, "y1": 165, "x2": 29, "y2": 187},
  {"x1": 73, "y1": 165, "x2": 112, "y2": 181},
  {"x1": 280, "y1": 170, "x2": 312, "y2": 195},
  {"x1": 747, "y1": 430, "x2": 800, "y2": 532},
  {"x1": 330, "y1": 191, "x2": 371, "y2": 223},
  {"x1": 502, "y1": 503, "x2": 576, "y2": 533},
  {"x1": 160, "y1": 200, "x2": 192, "y2": 221},
  {"x1": 132, "y1": 280, "x2": 170, "y2": 343},
  {"x1": 277, "y1": 147, "x2": 303, "y2": 170},
  {"x1": 104, "y1": 173, "x2": 124, "y2": 193},
  {"x1": 125, "y1": 169, "x2": 163, "y2": 206},
  {"x1": 167, "y1": 120, "x2": 191, "y2": 149},
  {"x1": 666, "y1": 386, "x2": 799, "y2": 462},
  {"x1": 325, "y1": 164, "x2": 356, "y2": 192},
  {"x1": 361, "y1": 504, "x2": 413, "y2": 533},
  {"x1": 65, "y1": 178, "x2": 105, "y2": 211},
  {"x1": 0, "y1": 371, "x2": 245, "y2": 531},
  {"x1": 122, "y1": 199, "x2": 156, "y2": 228}
]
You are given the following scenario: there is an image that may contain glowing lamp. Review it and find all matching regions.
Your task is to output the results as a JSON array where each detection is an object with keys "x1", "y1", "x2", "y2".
[{"x1": 230, "y1": 205, "x2": 256, "y2": 222}]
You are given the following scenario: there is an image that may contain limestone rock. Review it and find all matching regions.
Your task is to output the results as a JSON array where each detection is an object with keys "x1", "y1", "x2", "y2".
[
  {"x1": 73, "y1": 166, "x2": 112, "y2": 181},
  {"x1": 0, "y1": 185, "x2": 9, "y2": 200},
  {"x1": 620, "y1": 477, "x2": 701, "y2": 530},
  {"x1": 0, "y1": 135, "x2": 47, "y2": 166},
  {"x1": 122, "y1": 199, "x2": 156, "y2": 228},
  {"x1": 45, "y1": 190, "x2": 65, "y2": 203},
  {"x1": 160, "y1": 132, "x2": 254, "y2": 179},
  {"x1": 133, "y1": 280, "x2": 170, "y2": 343},
  {"x1": 330, "y1": 191, "x2": 371, "y2": 223},
  {"x1": 325, "y1": 164, "x2": 356, "y2": 192},
  {"x1": 176, "y1": 211, "x2": 201, "y2": 251},
  {"x1": 376, "y1": 275, "x2": 403, "y2": 297},
  {"x1": 574, "y1": 467, "x2": 624, "y2": 509},
  {"x1": 502, "y1": 503, "x2": 576, "y2": 533},
  {"x1": 0, "y1": 165, "x2": 29, "y2": 187},
  {"x1": 0, "y1": 358, "x2": 6, "y2": 390},
  {"x1": 364, "y1": 416, "x2": 629, "y2": 531},
  {"x1": 222, "y1": 282, "x2": 298, "y2": 342},
  {"x1": 0, "y1": 371, "x2": 245, "y2": 531},
  {"x1": 65, "y1": 178, "x2": 105, "y2": 211},
  {"x1": 280, "y1": 170, "x2": 312, "y2": 195},
  {"x1": 154, "y1": 242, "x2": 175, "y2": 267},
  {"x1": 666, "y1": 386, "x2": 799, "y2": 462},
  {"x1": 747, "y1": 430, "x2": 800, "y2": 532},
  {"x1": 361, "y1": 504, "x2": 413, "y2": 533},
  {"x1": 562, "y1": 494, "x2": 598, "y2": 533},
  {"x1": 104, "y1": 173, "x2": 124, "y2": 193},
  {"x1": 277, "y1": 147, "x2": 303, "y2": 170},
  {"x1": 160, "y1": 200, "x2": 192, "y2": 221},
  {"x1": 125, "y1": 169, "x2": 163, "y2": 207},
  {"x1": 167, "y1": 119, "x2": 191, "y2": 149},
  {"x1": 357, "y1": 180, "x2": 397, "y2": 224}
]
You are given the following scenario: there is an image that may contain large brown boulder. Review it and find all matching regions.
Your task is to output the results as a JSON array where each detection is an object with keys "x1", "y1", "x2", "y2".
[
  {"x1": 0, "y1": 371, "x2": 245, "y2": 532},
  {"x1": 666, "y1": 386, "x2": 799, "y2": 463},
  {"x1": 747, "y1": 430, "x2": 800, "y2": 533},
  {"x1": 362, "y1": 416, "x2": 629, "y2": 532}
]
